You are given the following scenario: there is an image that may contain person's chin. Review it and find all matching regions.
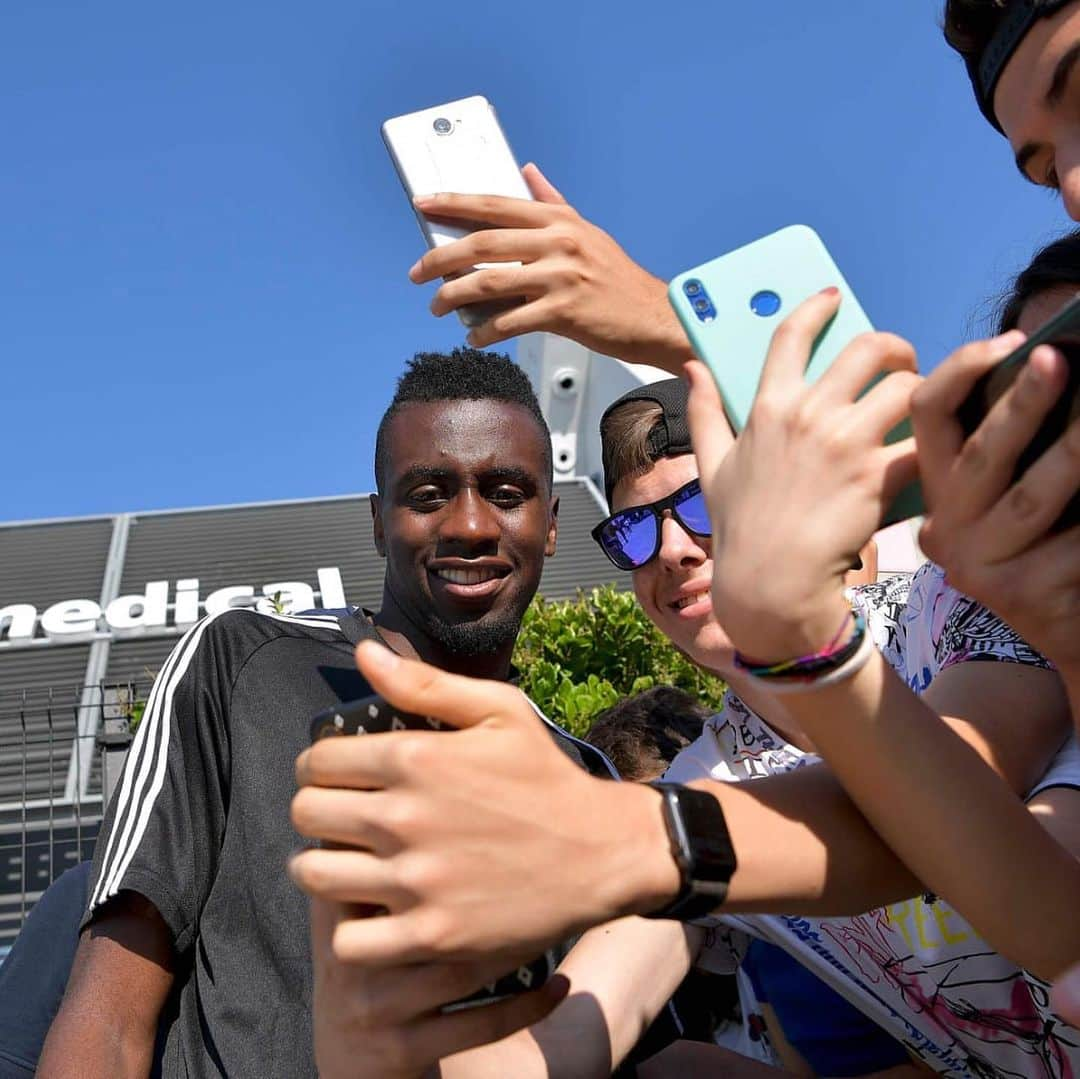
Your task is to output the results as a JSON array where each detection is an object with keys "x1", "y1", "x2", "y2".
[{"x1": 664, "y1": 612, "x2": 730, "y2": 664}]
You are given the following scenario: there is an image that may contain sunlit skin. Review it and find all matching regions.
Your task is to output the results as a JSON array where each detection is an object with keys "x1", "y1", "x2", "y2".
[
  {"x1": 612, "y1": 453, "x2": 735, "y2": 672},
  {"x1": 995, "y1": 2, "x2": 1080, "y2": 220},
  {"x1": 611, "y1": 447, "x2": 813, "y2": 749}
]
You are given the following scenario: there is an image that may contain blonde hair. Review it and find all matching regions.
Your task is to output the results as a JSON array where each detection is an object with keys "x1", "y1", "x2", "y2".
[{"x1": 600, "y1": 399, "x2": 665, "y2": 501}]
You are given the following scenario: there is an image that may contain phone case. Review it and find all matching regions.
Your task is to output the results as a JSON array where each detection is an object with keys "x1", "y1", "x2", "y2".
[
  {"x1": 669, "y1": 225, "x2": 924, "y2": 524},
  {"x1": 382, "y1": 95, "x2": 532, "y2": 328},
  {"x1": 310, "y1": 694, "x2": 555, "y2": 1008},
  {"x1": 310, "y1": 695, "x2": 444, "y2": 741}
]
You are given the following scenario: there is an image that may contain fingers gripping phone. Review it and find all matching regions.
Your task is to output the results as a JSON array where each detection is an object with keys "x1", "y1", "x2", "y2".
[
  {"x1": 382, "y1": 95, "x2": 531, "y2": 328},
  {"x1": 957, "y1": 293, "x2": 1080, "y2": 532},
  {"x1": 310, "y1": 694, "x2": 555, "y2": 1011},
  {"x1": 668, "y1": 225, "x2": 924, "y2": 526}
]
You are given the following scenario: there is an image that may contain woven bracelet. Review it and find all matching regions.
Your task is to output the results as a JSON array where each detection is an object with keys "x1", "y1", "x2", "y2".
[{"x1": 734, "y1": 609, "x2": 866, "y2": 681}]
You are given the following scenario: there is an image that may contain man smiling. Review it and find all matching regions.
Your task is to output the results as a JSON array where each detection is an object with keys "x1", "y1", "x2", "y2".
[
  {"x1": 39, "y1": 348, "x2": 611, "y2": 1078},
  {"x1": 369, "y1": 357, "x2": 555, "y2": 677}
]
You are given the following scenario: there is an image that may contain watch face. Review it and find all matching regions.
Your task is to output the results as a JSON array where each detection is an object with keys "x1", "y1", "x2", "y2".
[{"x1": 676, "y1": 787, "x2": 737, "y2": 883}]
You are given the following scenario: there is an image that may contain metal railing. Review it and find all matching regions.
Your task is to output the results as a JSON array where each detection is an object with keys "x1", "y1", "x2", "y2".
[{"x1": 0, "y1": 684, "x2": 141, "y2": 953}]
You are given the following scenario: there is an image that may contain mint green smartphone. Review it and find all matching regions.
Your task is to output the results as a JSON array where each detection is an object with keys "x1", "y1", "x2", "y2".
[{"x1": 668, "y1": 225, "x2": 923, "y2": 524}]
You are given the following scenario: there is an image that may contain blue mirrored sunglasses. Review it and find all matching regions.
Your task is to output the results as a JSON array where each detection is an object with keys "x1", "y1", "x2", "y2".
[{"x1": 591, "y1": 478, "x2": 711, "y2": 571}]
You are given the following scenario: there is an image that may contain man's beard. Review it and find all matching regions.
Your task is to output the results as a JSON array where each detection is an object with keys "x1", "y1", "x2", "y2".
[{"x1": 423, "y1": 606, "x2": 523, "y2": 656}]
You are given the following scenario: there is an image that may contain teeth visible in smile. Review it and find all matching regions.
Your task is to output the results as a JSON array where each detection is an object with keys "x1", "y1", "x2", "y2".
[
  {"x1": 433, "y1": 568, "x2": 502, "y2": 585},
  {"x1": 674, "y1": 591, "x2": 708, "y2": 610}
]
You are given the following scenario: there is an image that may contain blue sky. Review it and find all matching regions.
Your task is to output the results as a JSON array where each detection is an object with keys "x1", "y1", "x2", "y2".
[{"x1": 3, "y1": 0, "x2": 1068, "y2": 520}]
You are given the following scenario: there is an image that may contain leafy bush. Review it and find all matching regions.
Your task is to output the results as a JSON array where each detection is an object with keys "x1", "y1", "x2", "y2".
[{"x1": 513, "y1": 585, "x2": 726, "y2": 738}]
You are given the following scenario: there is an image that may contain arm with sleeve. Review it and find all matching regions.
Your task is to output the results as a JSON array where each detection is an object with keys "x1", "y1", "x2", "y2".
[{"x1": 40, "y1": 613, "x2": 237, "y2": 1076}]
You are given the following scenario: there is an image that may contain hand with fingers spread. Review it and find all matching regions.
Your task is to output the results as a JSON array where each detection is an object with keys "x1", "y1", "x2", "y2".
[
  {"x1": 912, "y1": 325, "x2": 1080, "y2": 690},
  {"x1": 306, "y1": 895, "x2": 569, "y2": 1079},
  {"x1": 289, "y1": 641, "x2": 679, "y2": 968},
  {"x1": 685, "y1": 287, "x2": 921, "y2": 662},
  {"x1": 408, "y1": 163, "x2": 695, "y2": 373}
]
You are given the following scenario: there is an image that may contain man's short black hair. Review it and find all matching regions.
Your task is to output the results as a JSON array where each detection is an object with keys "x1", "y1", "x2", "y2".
[{"x1": 374, "y1": 348, "x2": 553, "y2": 494}]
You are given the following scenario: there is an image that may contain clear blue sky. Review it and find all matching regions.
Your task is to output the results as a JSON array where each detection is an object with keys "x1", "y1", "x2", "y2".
[{"x1": 3, "y1": 0, "x2": 1068, "y2": 521}]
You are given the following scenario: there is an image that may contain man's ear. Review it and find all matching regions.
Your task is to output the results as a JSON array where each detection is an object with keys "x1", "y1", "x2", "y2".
[
  {"x1": 370, "y1": 494, "x2": 385, "y2": 558},
  {"x1": 545, "y1": 495, "x2": 559, "y2": 558}
]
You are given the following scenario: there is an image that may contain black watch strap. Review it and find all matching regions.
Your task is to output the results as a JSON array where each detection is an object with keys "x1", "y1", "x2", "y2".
[{"x1": 644, "y1": 782, "x2": 737, "y2": 921}]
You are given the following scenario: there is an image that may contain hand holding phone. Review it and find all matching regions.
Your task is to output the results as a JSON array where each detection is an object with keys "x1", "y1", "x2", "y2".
[
  {"x1": 382, "y1": 95, "x2": 532, "y2": 328},
  {"x1": 310, "y1": 694, "x2": 555, "y2": 1011},
  {"x1": 956, "y1": 293, "x2": 1080, "y2": 532},
  {"x1": 668, "y1": 225, "x2": 924, "y2": 526},
  {"x1": 681, "y1": 286, "x2": 920, "y2": 662}
]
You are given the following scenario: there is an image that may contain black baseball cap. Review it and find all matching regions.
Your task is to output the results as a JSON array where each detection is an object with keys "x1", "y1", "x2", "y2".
[
  {"x1": 965, "y1": 0, "x2": 1073, "y2": 132},
  {"x1": 599, "y1": 378, "x2": 692, "y2": 504}
]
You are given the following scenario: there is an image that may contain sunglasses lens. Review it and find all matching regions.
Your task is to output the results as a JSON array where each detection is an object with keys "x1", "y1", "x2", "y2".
[
  {"x1": 675, "y1": 482, "x2": 711, "y2": 535},
  {"x1": 598, "y1": 508, "x2": 658, "y2": 570}
]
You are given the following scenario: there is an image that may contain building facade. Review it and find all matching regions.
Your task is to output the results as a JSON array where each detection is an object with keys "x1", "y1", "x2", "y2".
[{"x1": 0, "y1": 477, "x2": 620, "y2": 949}]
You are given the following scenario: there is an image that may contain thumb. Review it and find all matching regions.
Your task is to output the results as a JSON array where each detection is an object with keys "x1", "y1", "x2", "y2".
[
  {"x1": 523, "y1": 162, "x2": 567, "y2": 205},
  {"x1": 354, "y1": 641, "x2": 525, "y2": 732},
  {"x1": 685, "y1": 360, "x2": 732, "y2": 486}
]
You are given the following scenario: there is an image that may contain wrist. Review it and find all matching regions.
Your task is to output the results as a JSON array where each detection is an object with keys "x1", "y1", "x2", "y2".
[
  {"x1": 728, "y1": 590, "x2": 853, "y2": 667},
  {"x1": 617, "y1": 275, "x2": 697, "y2": 374},
  {"x1": 601, "y1": 783, "x2": 682, "y2": 918}
]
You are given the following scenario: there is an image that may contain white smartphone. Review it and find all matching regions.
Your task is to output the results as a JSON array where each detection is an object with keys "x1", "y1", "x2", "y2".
[{"x1": 381, "y1": 95, "x2": 532, "y2": 328}]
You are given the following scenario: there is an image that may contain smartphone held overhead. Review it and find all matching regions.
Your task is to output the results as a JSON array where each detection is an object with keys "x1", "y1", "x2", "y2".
[
  {"x1": 668, "y1": 225, "x2": 924, "y2": 525},
  {"x1": 382, "y1": 95, "x2": 530, "y2": 328}
]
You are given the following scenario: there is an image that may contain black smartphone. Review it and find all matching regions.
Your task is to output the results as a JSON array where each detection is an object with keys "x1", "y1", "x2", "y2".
[
  {"x1": 957, "y1": 293, "x2": 1080, "y2": 532},
  {"x1": 309, "y1": 693, "x2": 555, "y2": 1010}
]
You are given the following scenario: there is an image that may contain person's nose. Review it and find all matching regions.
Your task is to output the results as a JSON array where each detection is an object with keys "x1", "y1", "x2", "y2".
[
  {"x1": 655, "y1": 512, "x2": 708, "y2": 571},
  {"x1": 439, "y1": 489, "x2": 501, "y2": 551}
]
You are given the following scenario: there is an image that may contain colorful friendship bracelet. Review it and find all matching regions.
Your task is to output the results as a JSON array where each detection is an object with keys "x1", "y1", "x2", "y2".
[
  {"x1": 734, "y1": 609, "x2": 865, "y2": 680},
  {"x1": 745, "y1": 627, "x2": 876, "y2": 696}
]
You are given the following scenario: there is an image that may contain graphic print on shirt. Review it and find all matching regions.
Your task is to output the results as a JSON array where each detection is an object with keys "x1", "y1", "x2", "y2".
[{"x1": 670, "y1": 563, "x2": 1074, "y2": 1078}]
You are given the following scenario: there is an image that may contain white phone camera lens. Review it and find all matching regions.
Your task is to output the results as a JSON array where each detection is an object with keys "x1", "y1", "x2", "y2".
[{"x1": 433, "y1": 117, "x2": 453, "y2": 135}]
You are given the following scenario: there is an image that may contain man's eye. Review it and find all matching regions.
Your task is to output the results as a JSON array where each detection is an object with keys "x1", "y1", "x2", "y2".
[
  {"x1": 489, "y1": 488, "x2": 526, "y2": 507},
  {"x1": 409, "y1": 487, "x2": 445, "y2": 507}
]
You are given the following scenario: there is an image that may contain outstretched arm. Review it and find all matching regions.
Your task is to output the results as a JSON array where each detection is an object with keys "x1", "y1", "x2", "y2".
[
  {"x1": 289, "y1": 648, "x2": 925, "y2": 965},
  {"x1": 439, "y1": 919, "x2": 700, "y2": 1079},
  {"x1": 683, "y1": 298, "x2": 1080, "y2": 981},
  {"x1": 408, "y1": 164, "x2": 697, "y2": 374},
  {"x1": 39, "y1": 894, "x2": 175, "y2": 1078}
]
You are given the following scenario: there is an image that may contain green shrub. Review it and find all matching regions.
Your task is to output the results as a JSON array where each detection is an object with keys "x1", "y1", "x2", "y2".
[{"x1": 513, "y1": 585, "x2": 726, "y2": 738}]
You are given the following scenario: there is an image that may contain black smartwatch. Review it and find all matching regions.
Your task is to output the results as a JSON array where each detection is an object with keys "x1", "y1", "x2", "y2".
[{"x1": 644, "y1": 782, "x2": 737, "y2": 921}]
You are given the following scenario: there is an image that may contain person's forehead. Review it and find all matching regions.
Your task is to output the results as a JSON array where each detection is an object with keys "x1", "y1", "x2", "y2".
[
  {"x1": 611, "y1": 453, "x2": 698, "y2": 512},
  {"x1": 1016, "y1": 283, "x2": 1080, "y2": 333},
  {"x1": 383, "y1": 398, "x2": 548, "y2": 479},
  {"x1": 996, "y1": 5, "x2": 1080, "y2": 140}
]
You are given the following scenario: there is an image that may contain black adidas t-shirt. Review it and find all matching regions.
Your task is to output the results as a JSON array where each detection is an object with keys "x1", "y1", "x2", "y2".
[{"x1": 83, "y1": 608, "x2": 614, "y2": 1078}]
